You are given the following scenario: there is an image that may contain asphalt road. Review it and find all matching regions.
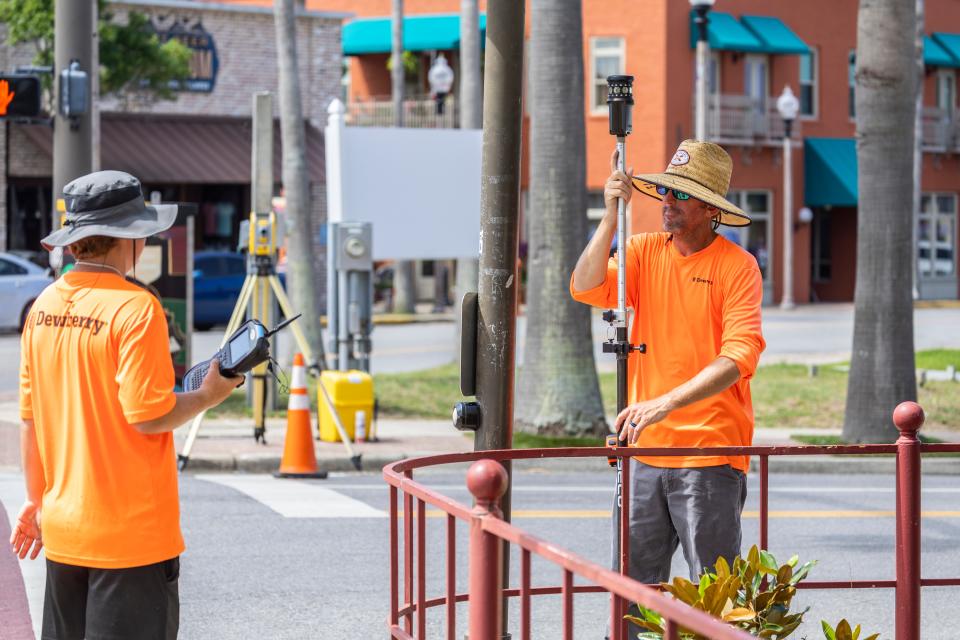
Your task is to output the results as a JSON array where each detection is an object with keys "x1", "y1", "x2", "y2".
[{"x1": 3, "y1": 468, "x2": 959, "y2": 639}]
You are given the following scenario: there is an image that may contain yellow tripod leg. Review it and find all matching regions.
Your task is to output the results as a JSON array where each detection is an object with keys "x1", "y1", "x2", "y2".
[
  {"x1": 251, "y1": 276, "x2": 270, "y2": 442},
  {"x1": 178, "y1": 273, "x2": 256, "y2": 470}
]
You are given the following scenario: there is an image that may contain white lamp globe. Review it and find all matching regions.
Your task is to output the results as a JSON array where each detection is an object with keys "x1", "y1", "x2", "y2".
[
  {"x1": 777, "y1": 85, "x2": 800, "y2": 121},
  {"x1": 428, "y1": 54, "x2": 455, "y2": 95}
]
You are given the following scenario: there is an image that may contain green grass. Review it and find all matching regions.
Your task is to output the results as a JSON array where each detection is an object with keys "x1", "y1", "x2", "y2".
[
  {"x1": 915, "y1": 349, "x2": 960, "y2": 370},
  {"x1": 206, "y1": 350, "x2": 960, "y2": 434},
  {"x1": 513, "y1": 432, "x2": 605, "y2": 449},
  {"x1": 373, "y1": 363, "x2": 470, "y2": 418}
]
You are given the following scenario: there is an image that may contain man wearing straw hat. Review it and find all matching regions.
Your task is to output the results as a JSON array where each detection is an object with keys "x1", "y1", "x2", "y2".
[
  {"x1": 571, "y1": 140, "x2": 765, "y2": 585},
  {"x1": 9, "y1": 171, "x2": 240, "y2": 639}
]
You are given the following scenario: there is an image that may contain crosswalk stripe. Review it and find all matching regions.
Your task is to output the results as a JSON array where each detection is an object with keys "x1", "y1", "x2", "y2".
[{"x1": 196, "y1": 474, "x2": 387, "y2": 518}]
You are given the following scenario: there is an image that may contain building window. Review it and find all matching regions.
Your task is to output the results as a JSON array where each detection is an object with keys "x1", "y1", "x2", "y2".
[
  {"x1": 811, "y1": 210, "x2": 831, "y2": 282},
  {"x1": 918, "y1": 193, "x2": 957, "y2": 278},
  {"x1": 936, "y1": 69, "x2": 957, "y2": 118},
  {"x1": 848, "y1": 50, "x2": 856, "y2": 119},
  {"x1": 590, "y1": 37, "x2": 625, "y2": 113},
  {"x1": 799, "y1": 47, "x2": 818, "y2": 118},
  {"x1": 744, "y1": 54, "x2": 769, "y2": 136},
  {"x1": 722, "y1": 190, "x2": 772, "y2": 283},
  {"x1": 708, "y1": 52, "x2": 721, "y2": 95},
  {"x1": 341, "y1": 59, "x2": 351, "y2": 104},
  {"x1": 744, "y1": 55, "x2": 769, "y2": 113}
]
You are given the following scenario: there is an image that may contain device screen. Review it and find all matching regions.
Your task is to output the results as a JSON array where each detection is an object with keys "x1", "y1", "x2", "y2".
[{"x1": 228, "y1": 326, "x2": 258, "y2": 364}]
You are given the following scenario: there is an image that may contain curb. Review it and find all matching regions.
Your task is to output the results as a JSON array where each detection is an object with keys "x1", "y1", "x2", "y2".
[
  {"x1": 179, "y1": 452, "x2": 960, "y2": 476},
  {"x1": 179, "y1": 453, "x2": 412, "y2": 474},
  {"x1": 317, "y1": 313, "x2": 454, "y2": 327}
]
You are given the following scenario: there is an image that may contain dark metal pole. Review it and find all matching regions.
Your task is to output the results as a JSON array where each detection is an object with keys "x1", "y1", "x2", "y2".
[
  {"x1": 53, "y1": 0, "x2": 94, "y2": 226},
  {"x1": 474, "y1": 1, "x2": 524, "y2": 636}
]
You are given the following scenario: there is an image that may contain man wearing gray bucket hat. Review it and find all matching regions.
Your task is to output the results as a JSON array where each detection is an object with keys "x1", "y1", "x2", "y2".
[
  {"x1": 571, "y1": 141, "x2": 765, "y2": 593},
  {"x1": 11, "y1": 171, "x2": 240, "y2": 639}
]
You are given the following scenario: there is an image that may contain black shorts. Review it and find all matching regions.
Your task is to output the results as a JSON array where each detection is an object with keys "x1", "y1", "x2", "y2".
[{"x1": 42, "y1": 556, "x2": 179, "y2": 640}]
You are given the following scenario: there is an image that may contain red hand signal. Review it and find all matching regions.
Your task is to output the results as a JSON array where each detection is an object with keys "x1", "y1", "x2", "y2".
[{"x1": 0, "y1": 80, "x2": 15, "y2": 116}]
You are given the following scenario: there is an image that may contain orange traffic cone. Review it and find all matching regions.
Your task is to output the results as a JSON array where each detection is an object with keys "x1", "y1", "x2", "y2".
[{"x1": 274, "y1": 353, "x2": 328, "y2": 479}]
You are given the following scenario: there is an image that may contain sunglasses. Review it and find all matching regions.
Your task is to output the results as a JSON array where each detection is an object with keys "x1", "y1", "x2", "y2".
[{"x1": 655, "y1": 186, "x2": 691, "y2": 201}]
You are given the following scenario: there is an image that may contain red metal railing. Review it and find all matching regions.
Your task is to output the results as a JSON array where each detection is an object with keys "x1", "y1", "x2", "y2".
[{"x1": 383, "y1": 401, "x2": 957, "y2": 640}]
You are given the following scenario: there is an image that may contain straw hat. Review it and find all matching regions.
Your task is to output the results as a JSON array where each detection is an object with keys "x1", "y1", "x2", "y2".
[{"x1": 632, "y1": 140, "x2": 750, "y2": 227}]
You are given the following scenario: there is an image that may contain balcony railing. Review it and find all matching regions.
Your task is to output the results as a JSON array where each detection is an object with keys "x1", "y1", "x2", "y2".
[
  {"x1": 702, "y1": 94, "x2": 802, "y2": 146},
  {"x1": 921, "y1": 106, "x2": 959, "y2": 152},
  {"x1": 346, "y1": 96, "x2": 458, "y2": 129}
]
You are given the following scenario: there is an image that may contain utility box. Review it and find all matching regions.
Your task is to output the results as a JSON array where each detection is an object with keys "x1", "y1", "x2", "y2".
[{"x1": 318, "y1": 370, "x2": 374, "y2": 442}]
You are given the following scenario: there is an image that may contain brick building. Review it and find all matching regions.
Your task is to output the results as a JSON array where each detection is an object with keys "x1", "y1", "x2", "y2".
[
  {"x1": 1, "y1": 0, "x2": 347, "y2": 272},
  {"x1": 293, "y1": 0, "x2": 960, "y2": 303}
]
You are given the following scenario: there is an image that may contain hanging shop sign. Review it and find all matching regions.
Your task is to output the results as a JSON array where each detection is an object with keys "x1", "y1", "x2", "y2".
[{"x1": 152, "y1": 17, "x2": 220, "y2": 93}]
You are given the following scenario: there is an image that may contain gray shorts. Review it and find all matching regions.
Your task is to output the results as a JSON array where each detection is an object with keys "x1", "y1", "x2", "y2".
[{"x1": 612, "y1": 459, "x2": 748, "y2": 584}]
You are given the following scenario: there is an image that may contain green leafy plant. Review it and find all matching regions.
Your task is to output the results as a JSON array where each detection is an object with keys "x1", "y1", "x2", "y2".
[
  {"x1": 821, "y1": 619, "x2": 880, "y2": 640},
  {"x1": 626, "y1": 546, "x2": 816, "y2": 639},
  {"x1": 385, "y1": 50, "x2": 420, "y2": 77},
  {"x1": 0, "y1": 0, "x2": 191, "y2": 101}
]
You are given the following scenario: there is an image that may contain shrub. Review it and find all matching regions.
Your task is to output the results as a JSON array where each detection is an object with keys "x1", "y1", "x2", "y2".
[{"x1": 627, "y1": 546, "x2": 816, "y2": 639}]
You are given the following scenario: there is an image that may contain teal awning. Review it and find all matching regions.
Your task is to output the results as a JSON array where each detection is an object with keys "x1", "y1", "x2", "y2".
[
  {"x1": 924, "y1": 36, "x2": 955, "y2": 67},
  {"x1": 690, "y1": 12, "x2": 808, "y2": 55},
  {"x1": 740, "y1": 16, "x2": 810, "y2": 55},
  {"x1": 931, "y1": 33, "x2": 960, "y2": 68},
  {"x1": 343, "y1": 13, "x2": 486, "y2": 56},
  {"x1": 690, "y1": 12, "x2": 765, "y2": 52},
  {"x1": 805, "y1": 138, "x2": 858, "y2": 208}
]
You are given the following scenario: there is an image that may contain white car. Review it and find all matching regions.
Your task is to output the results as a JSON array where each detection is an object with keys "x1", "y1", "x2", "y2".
[{"x1": 0, "y1": 252, "x2": 53, "y2": 331}]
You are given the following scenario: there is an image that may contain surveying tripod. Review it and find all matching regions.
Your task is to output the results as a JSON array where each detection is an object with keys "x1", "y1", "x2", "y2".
[{"x1": 177, "y1": 210, "x2": 361, "y2": 471}]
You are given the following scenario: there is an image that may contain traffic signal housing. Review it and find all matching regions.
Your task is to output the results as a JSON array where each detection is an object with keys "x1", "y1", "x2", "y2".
[{"x1": 0, "y1": 75, "x2": 42, "y2": 119}]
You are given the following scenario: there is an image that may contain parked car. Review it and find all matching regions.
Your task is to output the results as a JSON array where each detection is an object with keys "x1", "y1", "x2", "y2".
[
  {"x1": 193, "y1": 251, "x2": 285, "y2": 330},
  {"x1": 0, "y1": 252, "x2": 53, "y2": 331}
]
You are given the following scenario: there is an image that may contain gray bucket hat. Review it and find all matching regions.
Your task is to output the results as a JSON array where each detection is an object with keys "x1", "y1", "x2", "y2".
[{"x1": 41, "y1": 170, "x2": 177, "y2": 250}]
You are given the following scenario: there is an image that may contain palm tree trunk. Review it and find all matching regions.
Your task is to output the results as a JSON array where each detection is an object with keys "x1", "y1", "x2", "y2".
[
  {"x1": 911, "y1": 0, "x2": 924, "y2": 300},
  {"x1": 273, "y1": 0, "x2": 324, "y2": 361},
  {"x1": 516, "y1": 0, "x2": 606, "y2": 437},
  {"x1": 390, "y1": 0, "x2": 417, "y2": 313},
  {"x1": 843, "y1": 0, "x2": 917, "y2": 443},
  {"x1": 454, "y1": 0, "x2": 482, "y2": 353}
]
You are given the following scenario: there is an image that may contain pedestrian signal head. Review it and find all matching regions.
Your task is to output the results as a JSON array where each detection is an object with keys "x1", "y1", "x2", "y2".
[{"x1": 0, "y1": 75, "x2": 42, "y2": 119}]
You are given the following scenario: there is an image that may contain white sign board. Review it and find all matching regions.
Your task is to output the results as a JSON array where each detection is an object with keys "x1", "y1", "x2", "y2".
[{"x1": 326, "y1": 108, "x2": 482, "y2": 261}]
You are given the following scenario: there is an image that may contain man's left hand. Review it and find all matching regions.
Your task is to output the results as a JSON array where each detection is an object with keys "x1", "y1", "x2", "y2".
[
  {"x1": 615, "y1": 397, "x2": 674, "y2": 445},
  {"x1": 10, "y1": 500, "x2": 42, "y2": 560}
]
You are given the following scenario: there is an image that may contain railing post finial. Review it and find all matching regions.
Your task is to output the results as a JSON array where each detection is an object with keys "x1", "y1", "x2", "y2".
[
  {"x1": 467, "y1": 459, "x2": 508, "y2": 515},
  {"x1": 893, "y1": 401, "x2": 925, "y2": 439}
]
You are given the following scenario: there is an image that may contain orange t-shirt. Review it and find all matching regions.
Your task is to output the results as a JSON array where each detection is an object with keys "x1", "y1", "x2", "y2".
[
  {"x1": 571, "y1": 233, "x2": 765, "y2": 472},
  {"x1": 19, "y1": 271, "x2": 182, "y2": 569}
]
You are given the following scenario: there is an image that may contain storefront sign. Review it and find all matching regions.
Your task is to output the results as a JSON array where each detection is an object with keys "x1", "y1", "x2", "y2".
[{"x1": 152, "y1": 17, "x2": 219, "y2": 93}]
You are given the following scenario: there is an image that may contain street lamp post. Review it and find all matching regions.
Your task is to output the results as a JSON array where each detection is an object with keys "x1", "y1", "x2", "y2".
[
  {"x1": 428, "y1": 53, "x2": 455, "y2": 117},
  {"x1": 777, "y1": 85, "x2": 800, "y2": 310},
  {"x1": 427, "y1": 54, "x2": 455, "y2": 311},
  {"x1": 690, "y1": 0, "x2": 715, "y2": 141}
]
